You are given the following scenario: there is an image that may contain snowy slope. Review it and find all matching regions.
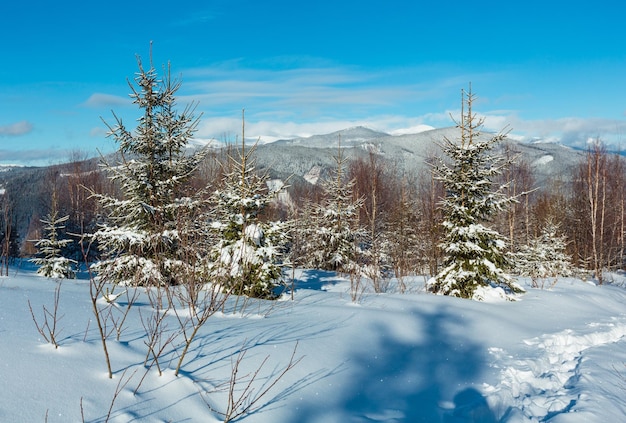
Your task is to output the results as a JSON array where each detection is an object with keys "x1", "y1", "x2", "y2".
[{"x1": 1, "y1": 267, "x2": 626, "y2": 422}]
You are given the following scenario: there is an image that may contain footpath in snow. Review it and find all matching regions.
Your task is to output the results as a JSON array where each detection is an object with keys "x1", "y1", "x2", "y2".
[{"x1": 485, "y1": 316, "x2": 626, "y2": 422}]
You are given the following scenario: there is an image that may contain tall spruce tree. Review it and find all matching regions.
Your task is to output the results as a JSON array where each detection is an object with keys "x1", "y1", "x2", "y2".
[
  {"x1": 91, "y1": 55, "x2": 207, "y2": 286},
  {"x1": 207, "y1": 122, "x2": 288, "y2": 299},
  {"x1": 428, "y1": 87, "x2": 524, "y2": 299}
]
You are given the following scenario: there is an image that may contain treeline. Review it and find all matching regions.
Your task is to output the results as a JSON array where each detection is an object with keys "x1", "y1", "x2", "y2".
[{"x1": 1, "y1": 137, "x2": 623, "y2": 285}]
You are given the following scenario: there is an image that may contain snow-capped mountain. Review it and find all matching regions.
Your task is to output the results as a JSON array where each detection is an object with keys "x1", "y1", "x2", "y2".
[
  {"x1": 255, "y1": 126, "x2": 584, "y2": 188},
  {"x1": 272, "y1": 126, "x2": 390, "y2": 148}
]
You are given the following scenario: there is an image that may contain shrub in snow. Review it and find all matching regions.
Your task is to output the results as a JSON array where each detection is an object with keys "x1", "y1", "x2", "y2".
[
  {"x1": 360, "y1": 232, "x2": 393, "y2": 293},
  {"x1": 207, "y1": 138, "x2": 288, "y2": 299},
  {"x1": 91, "y1": 56, "x2": 207, "y2": 286},
  {"x1": 428, "y1": 87, "x2": 524, "y2": 299},
  {"x1": 514, "y1": 220, "x2": 573, "y2": 288}
]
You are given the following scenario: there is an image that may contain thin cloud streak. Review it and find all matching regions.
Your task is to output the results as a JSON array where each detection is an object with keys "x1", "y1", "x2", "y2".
[
  {"x1": 0, "y1": 147, "x2": 74, "y2": 166},
  {"x1": 0, "y1": 120, "x2": 33, "y2": 137},
  {"x1": 83, "y1": 93, "x2": 131, "y2": 108},
  {"x1": 496, "y1": 115, "x2": 626, "y2": 149},
  {"x1": 180, "y1": 63, "x2": 475, "y2": 117},
  {"x1": 81, "y1": 62, "x2": 626, "y2": 154}
]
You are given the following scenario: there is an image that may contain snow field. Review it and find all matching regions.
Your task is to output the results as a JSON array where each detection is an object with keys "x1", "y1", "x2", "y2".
[{"x1": 1, "y1": 270, "x2": 626, "y2": 422}]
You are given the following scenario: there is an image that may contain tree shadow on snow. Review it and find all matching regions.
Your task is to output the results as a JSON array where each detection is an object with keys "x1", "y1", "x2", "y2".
[
  {"x1": 294, "y1": 305, "x2": 498, "y2": 423},
  {"x1": 444, "y1": 388, "x2": 497, "y2": 423}
]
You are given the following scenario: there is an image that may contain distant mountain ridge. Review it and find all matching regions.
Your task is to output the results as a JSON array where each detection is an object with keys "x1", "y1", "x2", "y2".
[
  {"x1": 255, "y1": 126, "x2": 583, "y2": 188},
  {"x1": 0, "y1": 126, "x2": 584, "y2": 192},
  {"x1": 272, "y1": 126, "x2": 390, "y2": 148}
]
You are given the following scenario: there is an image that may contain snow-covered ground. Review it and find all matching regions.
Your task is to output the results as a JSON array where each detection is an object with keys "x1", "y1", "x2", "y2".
[{"x1": 1, "y1": 265, "x2": 626, "y2": 422}]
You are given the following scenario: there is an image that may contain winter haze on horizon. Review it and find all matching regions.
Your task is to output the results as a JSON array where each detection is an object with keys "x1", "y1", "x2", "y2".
[{"x1": 1, "y1": 0, "x2": 625, "y2": 166}]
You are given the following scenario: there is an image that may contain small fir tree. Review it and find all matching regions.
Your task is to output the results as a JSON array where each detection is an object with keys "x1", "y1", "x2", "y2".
[
  {"x1": 302, "y1": 141, "x2": 365, "y2": 273},
  {"x1": 91, "y1": 55, "x2": 207, "y2": 286},
  {"x1": 31, "y1": 194, "x2": 76, "y2": 278},
  {"x1": 515, "y1": 220, "x2": 572, "y2": 288},
  {"x1": 207, "y1": 122, "x2": 288, "y2": 299},
  {"x1": 428, "y1": 87, "x2": 524, "y2": 299}
]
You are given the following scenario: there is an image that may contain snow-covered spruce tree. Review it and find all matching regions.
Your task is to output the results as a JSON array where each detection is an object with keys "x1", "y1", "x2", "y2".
[
  {"x1": 91, "y1": 56, "x2": 207, "y2": 286},
  {"x1": 31, "y1": 192, "x2": 77, "y2": 279},
  {"x1": 515, "y1": 220, "x2": 572, "y2": 288},
  {"x1": 302, "y1": 141, "x2": 365, "y2": 274},
  {"x1": 207, "y1": 125, "x2": 288, "y2": 299},
  {"x1": 428, "y1": 87, "x2": 524, "y2": 299}
]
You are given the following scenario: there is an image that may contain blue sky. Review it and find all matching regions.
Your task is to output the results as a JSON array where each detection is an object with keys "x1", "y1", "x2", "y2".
[{"x1": 1, "y1": 0, "x2": 625, "y2": 166}]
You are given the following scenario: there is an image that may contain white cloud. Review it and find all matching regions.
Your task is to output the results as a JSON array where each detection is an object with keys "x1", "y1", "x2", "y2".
[
  {"x1": 196, "y1": 116, "x2": 387, "y2": 143},
  {"x1": 0, "y1": 148, "x2": 70, "y2": 165},
  {"x1": 89, "y1": 127, "x2": 108, "y2": 138},
  {"x1": 86, "y1": 61, "x2": 626, "y2": 151},
  {"x1": 0, "y1": 120, "x2": 33, "y2": 137},
  {"x1": 501, "y1": 116, "x2": 626, "y2": 149},
  {"x1": 463, "y1": 110, "x2": 626, "y2": 150},
  {"x1": 83, "y1": 93, "x2": 130, "y2": 108},
  {"x1": 182, "y1": 62, "x2": 483, "y2": 143},
  {"x1": 391, "y1": 124, "x2": 435, "y2": 135},
  {"x1": 179, "y1": 62, "x2": 472, "y2": 125}
]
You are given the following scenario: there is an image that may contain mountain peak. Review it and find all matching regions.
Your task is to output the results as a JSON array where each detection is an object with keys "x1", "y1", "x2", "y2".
[
  {"x1": 331, "y1": 126, "x2": 389, "y2": 138},
  {"x1": 274, "y1": 126, "x2": 389, "y2": 148}
]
